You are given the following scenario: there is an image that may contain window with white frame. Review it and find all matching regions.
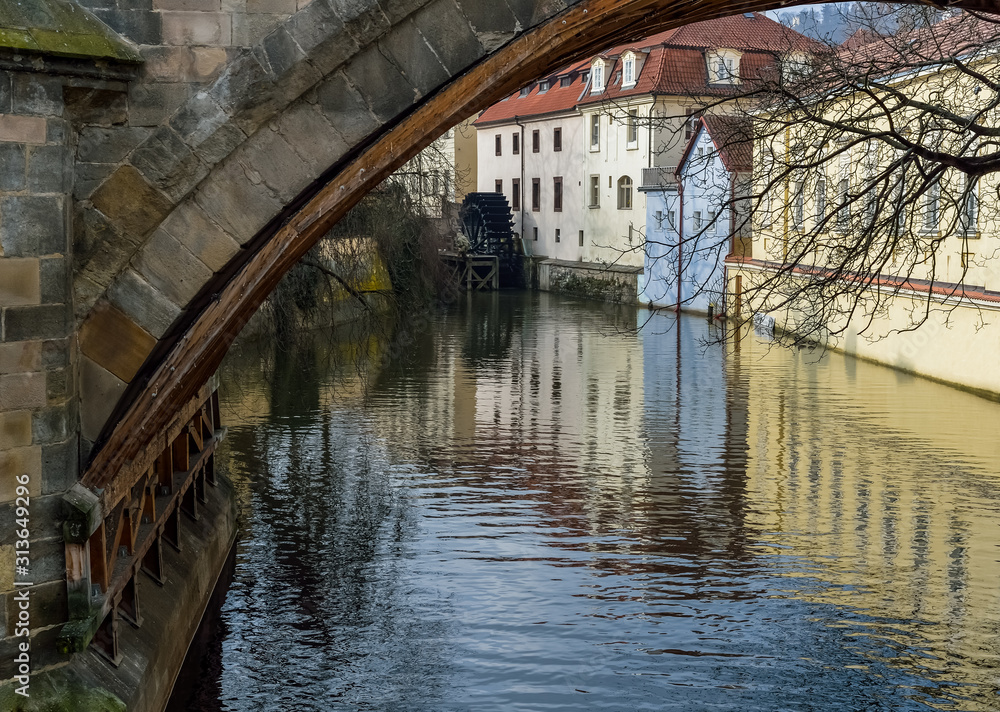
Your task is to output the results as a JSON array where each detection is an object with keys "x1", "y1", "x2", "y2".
[
  {"x1": 622, "y1": 52, "x2": 636, "y2": 87},
  {"x1": 589, "y1": 175, "x2": 600, "y2": 207},
  {"x1": 627, "y1": 109, "x2": 638, "y2": 148},
  {"x1": 815, "y1": 177, "x2": 826, "y2": 229},
  {"x1": 961, "y1": 176, "x2": 979, "y2": 236},
  {"x1": 590, "y1": 113, "x2": 600, "y2": 150},
  {"x1": 923, "y1": 180, "x2": 940, "y2": 232},
  {"x1": 693, "y1": 210, "x2": 702, "y2": 231},
  {"x1": 792, "y1": 180, "x2": 805, "y2": 231},
  {"x1": 707, "y1": 49, "x2": 741, "y2": 84},
  {"x1": 591, "y1": 60, "x2": 605, "y2": 93},
  {"x1": 617, "y1": 176, "x2": 633, "y2": 209}
]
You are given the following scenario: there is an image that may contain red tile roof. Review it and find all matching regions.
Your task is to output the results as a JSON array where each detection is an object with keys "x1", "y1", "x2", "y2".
[
  {"x1": 475, "y1": 13, "x2": 821, "y2": 125},
  {"x1": 677, "y1": 115, "x2": 753, "y2": 175},
  {"x1": 475, "y1": 59, "x2": 590, "y2": 125}
]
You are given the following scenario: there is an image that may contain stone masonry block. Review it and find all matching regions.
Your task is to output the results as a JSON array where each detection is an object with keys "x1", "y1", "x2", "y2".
[
  {"x1": 128, "y1": 82, "x2": 191, "y2": 127},
  {"x1": 376, "y1": 0, "x2": 430, "y2": 24},
  {"x1": 285, "y1": 0, "x2": 345, "y2": 55},
  {"x1": 79, "y1": 300, "x2": 155, "y2": 382},
  {"x1": 0, "y1": 258, "x2": 41, "y2": 307},
  {"x1": 0, "y1": 494, "x2": 62, "y2": 545},
  {"x1": 379, "y1": 20, "x2": 450, "y2": 99},
  {"x1": 73, "y1": 204, "x2": 140, "y2": 290},
  {"x1": 169, "y1": 90, "x2": 229, "y2": 149},
  {"x1": 46, "y1": 118, "x2": 68, "y2": 145},
  {"x1": 0, "y1": 115, "x2": 46, "y2": 144},
  {"x1": 41, "y1": 336, "x2": 73, "y2": 371},
  {"x1": 73, "y1": 273, "x2": 104, "y2": 323},
  {"x1": 0, "y1": 373, "x2": 46, "y2": 410},
  {"x1": 160, "y1": 200, "x2": 241, "y2": 272},
  {"x1": 26, "y1": 145, "x2": 72, "y2": 194},
  {"x1": 90, "y1": 7, "x2": 163, "y2": 45},
  {"x1": 233, "y1": 12, "x2": 288, "y2": 47},
  {"x1": 73, "y1": 163, "x2": 116, "y2": 201},
  {"x1": 0, "y1": 412, "x2": 32, "y2": 450},
  {"x1": 498, "y1": 0, "x2": 565, "y2": 29},
  {"x1": 193, "y1": 121, "x2": 247, "y2": 165},
  {"x1": 77, "y1": 126, "x2": 151, "y2": 164},
  {"x1": 342, "y1": 44, "x2": 416, "y2": 123},
  {"x1": 107, "y1": 269, "x2": 182, "y2": 339},
  {"x1": 0, "y1": 196, "x2": 66, "y2": 257},
  {"x1": 39, "y1": 257, "x2": 69, "y2": 305},
  {"x1": 142, "y1": 46, "x2": 230, "y2": 84},
  {"x1": 32, "y1": 405, "x2": 74, "y2": 446},
  {"x1": 3, "y1": 305, "x2": 71, "y2": 342},
  {"x1": 40, "y1": 439, "x2": 78, "y2": 495},
  {"x1": 292, "y1": 19, "x2": 358, "y2": 76},
  {"x1": 0, "y1": 144, "x2": 26, "y2": 191},
  {"x1": 134, "y1": 227, "x2": 214, "y2": 307},
  {"x1": 161, "y1": 11, "x2": 233, "y2": 45},
  {"x1": 195, "y1": 156, "x2": 283, "y2": 244},
  {"x1": 231, "y1": 57, "x2": 323, "y2": 136},
  {"x1": 45, "y1": 366, "x2": 70, "y2": 403},
  {"x1": 63, "y1": 87, "x2": 129, "y2": 126},
  {"x1": 90, "y1": 165, "x2": 174, "y2": 240},
  {"x1": 11, "y1": 74, "x2": 64, "y2": 117},
  {"x1": 0, "y1": 546, "x2": 12, "y2": 592},
  {"x1": 0, "y1": 73, "x2": 10, "y2": 113},
  {"x1": 244, "y1": 127, "x2": 314, "y2": 203},
  {"x1": 275, "y1": 100, "x2": 348, "y2": 175},
  {"x1": 411, "y1": 0, "x2": 484, "y2": 74},
  {"x1": 79, "y1": 356, "x2": 126, "y2": 442},
  {"x1": 0, "y1": 341, "x2": 41, "y2": 375},
  {"x1": 330, "y1": 0, "x2": 390, "y2": 47},
  {"x1": 0, "y1": 446, "x2": 41, "y2": 502},
  {"x1": 4, "y1": 580, "x2": 67, "y2": 635},
  {"x1": 155, "y1": 0, "x2": 223, "y2": 10},
  {"x1": 248, "y1": 0, "x2": 297, "y2": 12},
  {"x1": 131, "y1": 126, "x2": 210, "y2": 202},
  {"x1": 312, "y1": 70, "x2": 380, "y2": 146},
  {"x1": 453, "y1": 0, "x2": 517, "y2": 36},
  {"x1": 259, "y1": 26, "x2": 305, "y2": 77}
]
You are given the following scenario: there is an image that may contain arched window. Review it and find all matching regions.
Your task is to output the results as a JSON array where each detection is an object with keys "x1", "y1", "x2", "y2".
[
  {"x1": 591, "y1": 59, "x2": 605, "y2": 93},
  {"x1": 622, "y1": 52, "x2": 636, "y2": 87},
  {"x1": 618, "y1": 176, "x2": 633, "y2": 209}
]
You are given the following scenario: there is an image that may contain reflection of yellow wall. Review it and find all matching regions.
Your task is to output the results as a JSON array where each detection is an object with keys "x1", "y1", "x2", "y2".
[{"x1": 736, "y1": 326, "x2": 1000, "y2": 701}]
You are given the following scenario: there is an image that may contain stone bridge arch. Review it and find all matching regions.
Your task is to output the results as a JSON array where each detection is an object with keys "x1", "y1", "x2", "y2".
[{"x1": 69, "y1": 0, "x2": 998, "y2": 491}]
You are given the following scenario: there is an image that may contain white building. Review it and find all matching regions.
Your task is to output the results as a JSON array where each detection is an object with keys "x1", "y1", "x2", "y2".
[
  {"x1": 474, "y1": 14, "x2": 816, "y2": 298},
  {"x1": 475, "y1": 60, "x2": 589, "y2": 262}
]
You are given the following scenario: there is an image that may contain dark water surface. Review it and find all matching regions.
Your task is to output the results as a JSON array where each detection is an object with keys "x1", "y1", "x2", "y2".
[{"x1": 171, "y1": 292, "x2": 1000, "y2": 711}]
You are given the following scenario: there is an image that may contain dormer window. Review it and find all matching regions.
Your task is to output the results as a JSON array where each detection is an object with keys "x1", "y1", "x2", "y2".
[
  {"x1": 782, "y1": 52, "x2": 810, "y2": 81},
  {"x1": 591, "y1": 59, "x2": 605, "y2": 93},
  {"x1": 539, "y1": 79, "x2": 550, "y2": 93},
  {"x1": 622, "y1": 52, "x2": 636, "y2": 88},
  {"x1": 707, "y1": 49, "x2": 741, "y2": 84},
  {"x1": 519, "y1": 86, "x2": 530, "y2": 97}
]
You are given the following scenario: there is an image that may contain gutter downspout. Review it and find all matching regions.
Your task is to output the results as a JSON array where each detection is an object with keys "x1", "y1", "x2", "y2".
[
  {"x1": 676, "y1": 174, "x2": 684, "y2": 313},
  {"x1": 515, "y1": 115, "x2": 525, "y2": 252}
]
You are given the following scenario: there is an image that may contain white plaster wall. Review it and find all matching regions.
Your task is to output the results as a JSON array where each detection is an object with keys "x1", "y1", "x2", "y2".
[{"x1": 478, "y1": 112, "x2": 584, "y2": 261}]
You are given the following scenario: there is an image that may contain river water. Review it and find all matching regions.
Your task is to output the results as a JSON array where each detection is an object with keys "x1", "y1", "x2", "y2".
[{"x1": 170, "y1": 292, "x2": 1000, "y2": 712}]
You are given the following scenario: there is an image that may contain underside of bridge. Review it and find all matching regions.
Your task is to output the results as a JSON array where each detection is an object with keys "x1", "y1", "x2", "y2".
[{"x1": 1, "y1": 0, "x2": 997, "y2": 707}]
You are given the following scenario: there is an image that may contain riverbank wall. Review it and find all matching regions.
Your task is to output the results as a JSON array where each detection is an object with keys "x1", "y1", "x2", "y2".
[{"x1": 536, "y1": 259, "x2": 642, "y2": 303}]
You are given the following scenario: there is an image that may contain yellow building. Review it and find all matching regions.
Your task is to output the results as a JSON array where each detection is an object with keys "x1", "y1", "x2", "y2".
[{"x1": 727, "y1": 13, "x2": 1000, "y2": 397}]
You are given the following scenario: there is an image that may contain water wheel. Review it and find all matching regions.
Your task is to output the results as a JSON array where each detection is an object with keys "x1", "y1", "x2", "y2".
[{"x1": 459, "y1": 192, "x2": 523, "y2": 287}]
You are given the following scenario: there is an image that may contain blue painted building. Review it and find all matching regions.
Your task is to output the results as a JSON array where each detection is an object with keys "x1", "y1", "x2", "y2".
[{"x1": 639, "y1": 116, "x2": 751, "y2": 314}]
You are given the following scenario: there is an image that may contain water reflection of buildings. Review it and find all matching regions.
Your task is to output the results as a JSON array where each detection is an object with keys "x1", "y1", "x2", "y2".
[{"x1": 735, "y1": 324, "x2": 1000, "y2": 702}]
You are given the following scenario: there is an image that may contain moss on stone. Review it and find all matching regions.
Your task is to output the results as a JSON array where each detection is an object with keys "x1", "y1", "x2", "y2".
[
  {"x1": 0, "y1": 667, "x2": 125, "y2": 712},
  {"x1": 0, "y1": 0, "x2": 141, "y2": 63}
]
